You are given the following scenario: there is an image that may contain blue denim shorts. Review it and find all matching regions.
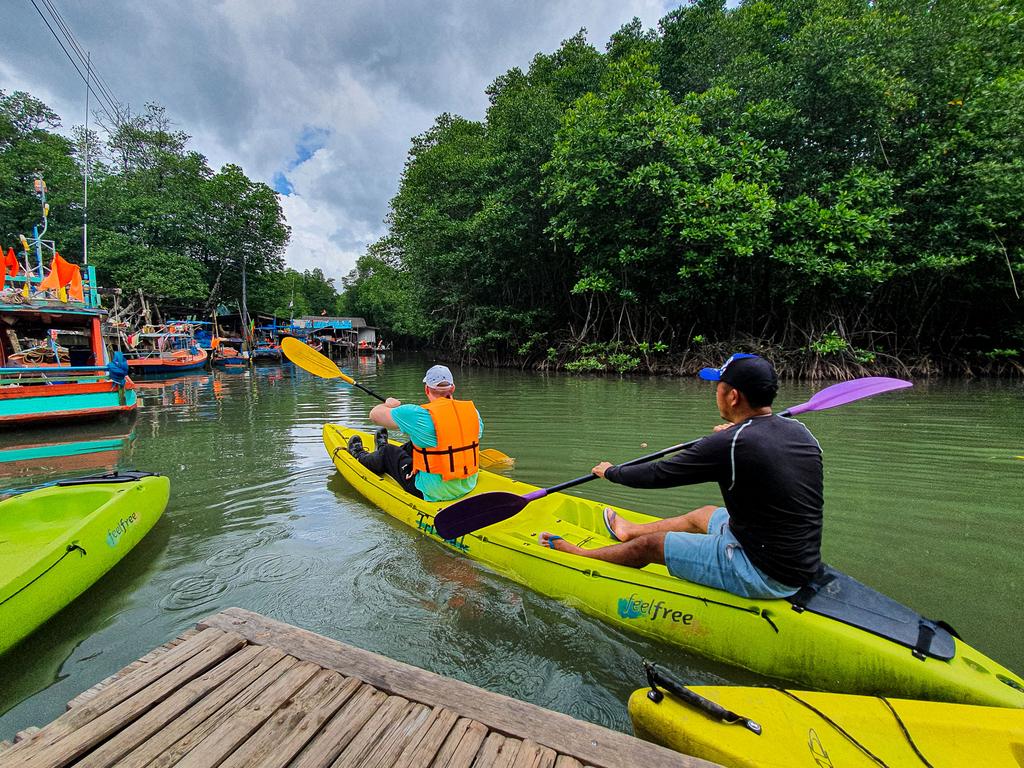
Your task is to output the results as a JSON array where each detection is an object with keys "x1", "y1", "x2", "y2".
[{"x1": 663, "y1": 507, "x2": 798, "y2": 599}]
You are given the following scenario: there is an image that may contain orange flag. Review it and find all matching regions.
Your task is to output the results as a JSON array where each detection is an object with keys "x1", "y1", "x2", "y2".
[
  {"x1": 3, "y1": 248, "x2": 18, "y2": 277},
  {"x1": 2, "y1": 248, "x2": 18, "y2": 290},
  {"x1": 37, "y1": 252, "x2": 83, "y2": 303}
]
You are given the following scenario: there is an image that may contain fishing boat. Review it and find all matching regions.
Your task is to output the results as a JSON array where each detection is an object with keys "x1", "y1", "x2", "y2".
[
  {"x1": 211, "y1": 337, "x2": 250, "y2": 367},
  {"x1": 628, "y1": 662, "x2": 1024, "y2": 767},
  {"x1": 252, "y1": 339, "x2": 283, "y2": 362},
  {"x1": 122, "y1": 322, "x2": 208, "y2": 374},
  {"x1": 322, "y1": 423, "x2": 1024, "y2": 708},
  {"x1": 0, "y1": 471, "x2": 170, "y2": 656},
  {"x1": 0, "y1": 178, "x2": 137, "y2": 427},
  {"x1": 0, "y1": 300, "x2": 137, "y2": 427}
]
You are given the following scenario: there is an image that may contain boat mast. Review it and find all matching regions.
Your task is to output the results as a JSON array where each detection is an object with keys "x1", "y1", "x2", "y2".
[{"x1": 240, "y1": 251, "x2": 251, "y2": 361}]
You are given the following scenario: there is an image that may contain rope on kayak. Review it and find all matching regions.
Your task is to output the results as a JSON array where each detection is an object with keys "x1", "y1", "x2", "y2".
[
  {"x1": 773, "y1": 688, "x2": 891, "y2": 766},
  {"x1": 876, "y1": 696, "x2": 935, "y2": 768},
  {"x1": 771, "y1": 687, "x2": 942, "y2": 768},
  {"x1": 0, "y1": 543, "x2": 87, "y2": 607}
]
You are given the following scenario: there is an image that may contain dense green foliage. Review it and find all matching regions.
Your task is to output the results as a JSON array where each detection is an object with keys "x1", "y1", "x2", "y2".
[
  {"x1": 343, "y1": 0, "x2": 1023, "y2": 374},
  {"x1": 0, "y1": 93, "x2": 337, "y2": 317}
]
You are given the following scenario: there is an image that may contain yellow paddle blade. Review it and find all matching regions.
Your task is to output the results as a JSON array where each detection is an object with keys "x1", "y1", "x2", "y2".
[
  {"x1": 281, "y1": 337, "x2": 353, "y2": 383},
  {"x1": 480, "y1": 448, "x2": 515, "y2": 468}
]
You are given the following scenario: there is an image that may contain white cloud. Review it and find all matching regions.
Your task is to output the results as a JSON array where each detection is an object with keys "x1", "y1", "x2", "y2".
[{"x1": 1, "y1": 0, "x2": 676, "y2": 279}]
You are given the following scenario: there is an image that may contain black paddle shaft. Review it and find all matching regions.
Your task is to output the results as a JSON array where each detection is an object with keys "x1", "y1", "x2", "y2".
[
  {"x1": 355, "y1": 381, "x2": 386, "y2": 403},
  {"x1": 538, "y1": 438, "x2": 703, "y2": 497},
  {"x1": 541, "y1": 407, "x2": 796, "y2": 497}
]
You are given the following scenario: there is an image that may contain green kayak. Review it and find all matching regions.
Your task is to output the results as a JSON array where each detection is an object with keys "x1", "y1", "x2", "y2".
[{"x1": 0, "y1": 471, "x2": 170, "y2": 656}]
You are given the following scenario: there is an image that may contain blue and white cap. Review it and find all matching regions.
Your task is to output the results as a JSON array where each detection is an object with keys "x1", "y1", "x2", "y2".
[
  {"x1": 698, "y1": 352, "x2": 759, "y2": 382},
  {"x1": 699, "y1": 353, "x2": 778, "y2": 399},
  {"x1": 423, "y1": 364, "x2": 455, "y2": 388}
]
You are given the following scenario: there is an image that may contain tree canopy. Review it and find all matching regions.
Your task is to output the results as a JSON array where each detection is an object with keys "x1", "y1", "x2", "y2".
[{"x1": 342, "y1": 0, "x2": 1023, "y2": 374}]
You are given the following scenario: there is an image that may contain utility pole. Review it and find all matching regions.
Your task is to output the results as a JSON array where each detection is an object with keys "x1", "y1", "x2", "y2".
[{"x1": 83, "y1": 51, "x2": 90, "y2": 265}]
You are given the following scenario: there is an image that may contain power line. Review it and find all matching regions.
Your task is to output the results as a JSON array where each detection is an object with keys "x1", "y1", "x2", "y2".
[
  {"x1": 38, "y1": 0, "x2": 122, "y2": 116},
  {"x1": 25, "y1": 0, "x2": 124, "y2": 128}
]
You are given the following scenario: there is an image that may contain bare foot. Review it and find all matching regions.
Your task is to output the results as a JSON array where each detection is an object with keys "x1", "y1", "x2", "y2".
[
  {"x1": 537, "y1": 532, "x2": 581, "y2": 554},
  {"x1": 603, "y1": 507, "x2": 634, "y2": 541}
]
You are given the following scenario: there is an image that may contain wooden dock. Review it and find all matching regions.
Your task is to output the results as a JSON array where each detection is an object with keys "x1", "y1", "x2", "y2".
[{"x1": 0, "y1": 608, "x2": 716, "y2": 767}]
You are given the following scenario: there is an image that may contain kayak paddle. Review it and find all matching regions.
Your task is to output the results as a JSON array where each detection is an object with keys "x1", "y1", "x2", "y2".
[
  {"x1": 281, "y1": 335, "x2": 516, "y2": 468},
  {"x1": 433, "y1": 376, "x2": 912, "y2": 540},
  {"x1": 281, "y1": 336, "x2": 387, "y2": 402}
]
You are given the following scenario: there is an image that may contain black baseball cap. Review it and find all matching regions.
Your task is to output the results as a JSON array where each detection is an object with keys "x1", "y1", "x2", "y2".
[{"x1": 699, "y1": 353, "x2": 778, "y2": 401}]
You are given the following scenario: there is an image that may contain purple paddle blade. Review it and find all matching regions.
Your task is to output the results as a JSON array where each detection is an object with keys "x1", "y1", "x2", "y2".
[
  {"x1": 785, "y1": 377, "x2": 912, "y2": 416},
  {"x1": 433, "y1": 491, "x2": 534, "y2": 540}
]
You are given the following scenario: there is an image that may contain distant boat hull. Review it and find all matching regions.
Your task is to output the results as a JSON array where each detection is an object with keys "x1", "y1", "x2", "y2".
[
  {"x1": 252, "y1": 347, "x2": 282, "y2": 362},
  {"x1": 126, "y1": 348, "x2": 208, "y2": 373},
  {"x1": 0, "y1": 380, "x2": 138, "y2": 428}
]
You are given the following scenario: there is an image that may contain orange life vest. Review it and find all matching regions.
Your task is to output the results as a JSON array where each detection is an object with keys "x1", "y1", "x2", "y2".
[{"x1": 411, "y1": 397, "x2": 480, "y2": 481}]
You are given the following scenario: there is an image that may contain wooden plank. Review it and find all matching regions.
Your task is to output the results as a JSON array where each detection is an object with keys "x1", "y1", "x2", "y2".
[
  {"x1": 0, "y1": 628, "x2": 231, "y2": 764},
  {"x1": 359, "y1": 702, "x2": 433, "y2": 768},
  {"x1": 215, "y1": 668, "x2": 347, "y2": 768},
  {"x1": 553, "y1": 758, "x2": 583, "y2": 768},
  {"x1": 393, "y1": 707, "x2": 460, "y2": 768},
  {"x1": 241, "y1": 676, "x2": 363, "y2": 768},
  {"x1": 171, "y1": 660, "x2": 321, "y2": 768},
  {"x1": 17, "y1": 631, "x2": 248, "y2": 768},
  {"x1": 434, "y1": 719, "x2": 488, "y2": 768},
  {"x1": 512, "y1": 740, "x2": 558, "y2": 768},
  {"x1": 289, "y1": 685, "x2": 388, "y2": 768},
  {"x1": 67, "y1": 629, "x2": 201, "y2": 710},
  {"x1": 330, "y1": 694, "x2": 413, "y2": 768},
  {"x1": 73, "y1": 644, "x2": 264, "y2": 768},
  {"x1": 471, "y1": 732, "x2": 510, "y2": 766},
  {"x1": 488, "y1": 736, "x2": 524, "y2": 768},
  {"x1": 199, "y1": 609, "x2": 712, "y2": 768},
  {"x1": 120, "y1": 650, "x2": 295, "y2": 768}
]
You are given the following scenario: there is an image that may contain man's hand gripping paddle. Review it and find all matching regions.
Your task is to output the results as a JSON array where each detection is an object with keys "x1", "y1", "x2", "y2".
[{"x1": 433, "y1": 376, "x2": 912, "y2": 540}]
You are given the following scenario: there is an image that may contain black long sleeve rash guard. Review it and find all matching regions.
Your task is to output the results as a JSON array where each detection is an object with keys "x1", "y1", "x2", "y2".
[{"x1": 604, "y1": 414, "x2": 824, "y2": 587}]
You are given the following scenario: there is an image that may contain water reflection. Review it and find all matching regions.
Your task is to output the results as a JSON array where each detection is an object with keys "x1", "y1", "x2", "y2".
[{"x1": 0, "y1": 419, "x2": 136, "y2": 489}]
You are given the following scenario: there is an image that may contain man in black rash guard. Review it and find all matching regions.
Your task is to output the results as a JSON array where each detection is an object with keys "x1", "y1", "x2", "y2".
[{"x1": 538, "y1": 354, "x2": 824, "y2": 599}]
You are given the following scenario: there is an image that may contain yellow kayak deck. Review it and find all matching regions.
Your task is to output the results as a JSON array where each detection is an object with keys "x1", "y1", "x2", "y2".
[{"x1": 629, "y1": 682, "x2": 1024, "y2": 767}]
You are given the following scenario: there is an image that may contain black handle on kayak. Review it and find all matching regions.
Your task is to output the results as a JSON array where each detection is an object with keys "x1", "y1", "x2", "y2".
[{"x1": 643, "y1": 661, "x2": 762, "y2": 735}]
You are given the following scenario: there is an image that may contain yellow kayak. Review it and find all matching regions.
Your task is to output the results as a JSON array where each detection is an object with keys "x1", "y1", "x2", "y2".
[
  {"x1": 324, "y1": 424, "x2": 1024, "y2": 708},
  {"x1": 629, "y1": 663, "x2": 1024, "y2": 767},
  {"x1": 0, "y1": 471, "x2": 170, "y2": 655}
]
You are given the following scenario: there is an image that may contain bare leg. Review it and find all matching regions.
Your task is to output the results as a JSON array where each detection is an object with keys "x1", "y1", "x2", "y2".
[
  {"x1": 606, "y1": 504, "x2": 718, "y2": 542},
  {"x1": 538, "y1": 531, "x2": 667, "y2": 569}
]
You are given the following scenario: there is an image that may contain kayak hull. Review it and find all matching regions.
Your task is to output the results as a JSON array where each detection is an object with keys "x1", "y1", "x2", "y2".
[
  {"x1": 323, "y1": 424, "x2": 1024, "y2": 708},
  {"x1": 0, "y1": 472, "x2": 170, "y2": 655},
  {"x1": 628, "y1": 684, "x2": 1024, "y2": 767}
]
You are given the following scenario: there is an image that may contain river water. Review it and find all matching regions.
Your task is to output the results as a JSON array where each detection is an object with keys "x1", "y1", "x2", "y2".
[{"x1": 1, "y1": 356, "x2": 1022, "y2": 737}]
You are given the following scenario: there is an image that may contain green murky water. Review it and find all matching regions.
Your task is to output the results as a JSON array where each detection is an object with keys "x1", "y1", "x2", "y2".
[{"x1": 1, "y1": 357, "x2": 1022, "y2": 737}]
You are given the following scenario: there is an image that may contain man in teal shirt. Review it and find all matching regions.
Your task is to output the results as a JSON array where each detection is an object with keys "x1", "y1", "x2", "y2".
[{"x1": 347, "y1": 364, "x2": 484, "y2": 502}]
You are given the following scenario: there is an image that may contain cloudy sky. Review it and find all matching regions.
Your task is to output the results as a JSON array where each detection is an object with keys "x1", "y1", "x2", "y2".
[{"x1": 1, "y1": 0, "x2": 675, "y2": 282}]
